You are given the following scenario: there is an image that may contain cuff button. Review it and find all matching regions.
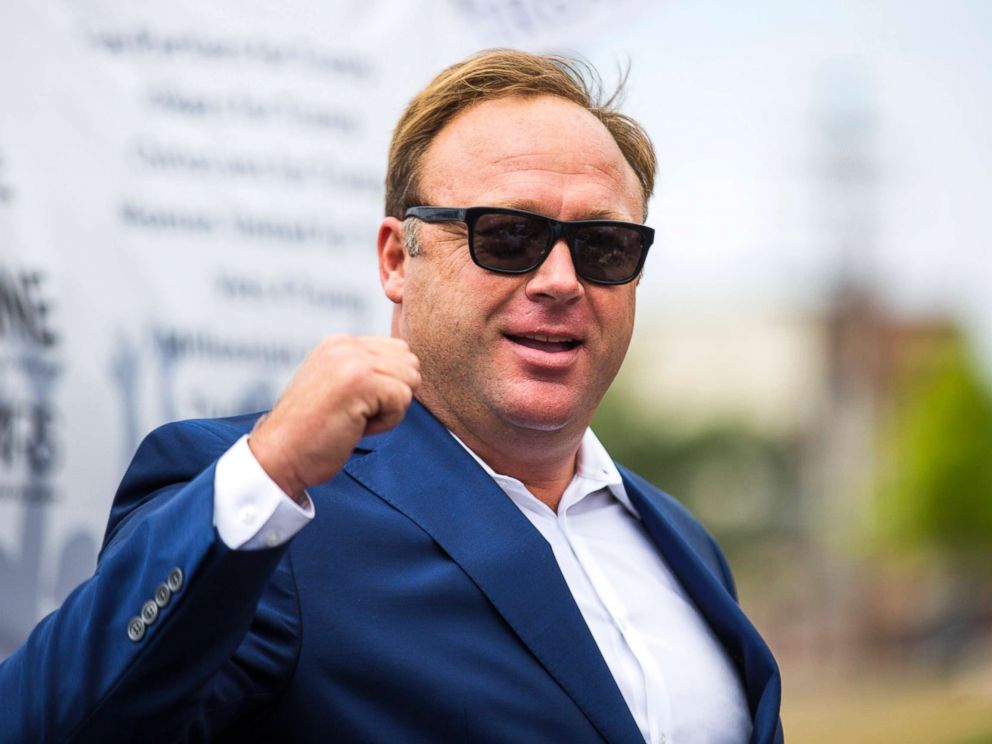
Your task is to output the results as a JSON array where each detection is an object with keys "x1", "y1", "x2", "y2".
[
  {"x1": 141, "y1": 599, "x2": 159, "y2": 625},
  {"x1": 154, "y1": 582, "x2": 172, "y2": 608},
  {"x1": 167, "y1": 567, "x2": 184, "y2": 593},
  {"x1": 127, "y1": 617, "x2": 146, "y2": 642}
]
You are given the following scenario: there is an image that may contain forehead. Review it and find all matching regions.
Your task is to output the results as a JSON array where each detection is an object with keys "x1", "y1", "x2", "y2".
[{"x1": 419, "y1": 95, "x2": 643, "y2": 222}]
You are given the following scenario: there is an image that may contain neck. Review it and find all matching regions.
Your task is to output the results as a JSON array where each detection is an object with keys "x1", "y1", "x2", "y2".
[
  {"x1": 420, "y1": 396, "x2": 586, "y2": 512},
  {"x1": 460, "y1": 427, "x2": 581, "y2": 512}
]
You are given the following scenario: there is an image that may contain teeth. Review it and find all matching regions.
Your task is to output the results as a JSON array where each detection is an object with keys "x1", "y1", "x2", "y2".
[{"x1": 519, "y1": 333, "x2": 575, "y2": 343}]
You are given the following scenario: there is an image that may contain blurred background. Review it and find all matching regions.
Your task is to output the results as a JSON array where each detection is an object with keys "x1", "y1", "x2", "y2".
[{"x1": 2, "y1": 1, "x2": 990, "y2": 740}]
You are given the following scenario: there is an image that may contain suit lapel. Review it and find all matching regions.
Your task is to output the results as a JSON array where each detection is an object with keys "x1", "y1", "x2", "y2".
[
  {"x1": 344, "y1": 402, "x2": 644, "y2": 744},
  {"x1": 623, "y1": 475, "x2": 782, "y2": 744}
]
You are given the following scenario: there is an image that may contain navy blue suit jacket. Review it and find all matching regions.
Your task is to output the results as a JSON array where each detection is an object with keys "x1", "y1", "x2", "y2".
[{"x1": 1, "y1": 400, "x2": 782, "y2": 742}]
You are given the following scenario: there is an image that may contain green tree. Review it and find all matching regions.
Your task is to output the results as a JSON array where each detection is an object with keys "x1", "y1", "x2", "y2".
[{"x1": 875, "y1": 339, "x2": 992, "y2": 570}]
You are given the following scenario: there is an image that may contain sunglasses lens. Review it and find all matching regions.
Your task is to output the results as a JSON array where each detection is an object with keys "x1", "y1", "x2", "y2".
[
  {"x1": 472, "y1": 212, "x2": 550, "y2": 272},
  {"x1": 572, "y1": 226, "x2": 644, "y2": 283}
]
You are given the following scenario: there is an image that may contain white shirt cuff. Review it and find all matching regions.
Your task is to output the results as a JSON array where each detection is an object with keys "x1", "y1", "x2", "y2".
[{"x1": 213, "y1": 434, "x2": 314, "y2": 550}]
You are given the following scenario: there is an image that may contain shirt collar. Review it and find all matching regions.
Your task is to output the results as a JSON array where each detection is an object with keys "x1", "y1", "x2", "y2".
[{"x1": 447, "y1": 427, "x2": 638, "y2": 518}]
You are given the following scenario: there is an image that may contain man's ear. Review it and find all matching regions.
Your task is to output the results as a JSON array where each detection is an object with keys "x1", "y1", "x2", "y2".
[{"x1": 378, "y1": 217, "x2": 407, "y2": 303}]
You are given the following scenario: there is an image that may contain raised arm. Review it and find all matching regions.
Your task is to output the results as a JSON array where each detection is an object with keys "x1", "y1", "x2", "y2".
[{"x1": 0, "y1": 335, "x2": 420, "y2": 742}]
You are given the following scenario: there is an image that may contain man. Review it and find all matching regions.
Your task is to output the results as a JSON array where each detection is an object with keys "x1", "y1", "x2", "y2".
[{"x1": 1, "y1": 50, "x2": 782, "y2": 742}]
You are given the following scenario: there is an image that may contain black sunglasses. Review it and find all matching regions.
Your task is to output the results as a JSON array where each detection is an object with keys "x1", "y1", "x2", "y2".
[{"x1": 403, "y1": 206, "x2": 653, "y2": 286}]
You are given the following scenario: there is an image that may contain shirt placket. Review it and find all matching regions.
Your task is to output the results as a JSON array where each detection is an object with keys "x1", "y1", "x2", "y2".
[{"x1": 559, "y1": 496, "x2": 673, "y2": 744}]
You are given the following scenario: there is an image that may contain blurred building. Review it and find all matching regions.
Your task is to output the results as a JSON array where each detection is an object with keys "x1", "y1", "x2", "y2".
[{"x1": 622, "y1": 290, "x2": 985, "y2": 680}]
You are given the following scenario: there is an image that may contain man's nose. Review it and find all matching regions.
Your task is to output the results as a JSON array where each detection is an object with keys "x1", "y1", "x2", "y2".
[{"x1": 525, "y1": 240, "x2": 583, "y2": 302}]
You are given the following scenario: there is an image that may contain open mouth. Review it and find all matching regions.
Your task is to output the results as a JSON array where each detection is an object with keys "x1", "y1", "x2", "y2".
[{"x1": 505, "y1": 333, "x2": 582, "y2": 353}]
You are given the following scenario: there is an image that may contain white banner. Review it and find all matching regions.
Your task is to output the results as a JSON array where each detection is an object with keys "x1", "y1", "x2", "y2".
[{"x1": 0, "y1": 0, "x2": 652, "y2": 658}]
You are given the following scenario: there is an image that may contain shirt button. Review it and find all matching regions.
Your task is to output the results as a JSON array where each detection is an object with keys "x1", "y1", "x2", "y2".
[{"x1": 265, "y1": 531, "x2": 280, "y2": 548}]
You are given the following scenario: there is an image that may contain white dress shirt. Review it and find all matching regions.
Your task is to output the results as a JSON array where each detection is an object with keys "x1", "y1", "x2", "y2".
[
  {"x1": 451, "y1": 429, "x2": 752, "y2": 744},
  {"x1": 212, "y1": 430, "x2": 752, "y2": 743}
]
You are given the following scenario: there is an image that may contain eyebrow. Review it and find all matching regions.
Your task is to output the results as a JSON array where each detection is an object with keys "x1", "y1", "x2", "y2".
[{"x1": 497, "y1": 199, "x2": 633, "y2": 222}]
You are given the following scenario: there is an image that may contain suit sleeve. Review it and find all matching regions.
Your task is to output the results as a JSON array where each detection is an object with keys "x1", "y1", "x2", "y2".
[{"x1": 0, "y1": 419, "x2": 302, "y2": 743}]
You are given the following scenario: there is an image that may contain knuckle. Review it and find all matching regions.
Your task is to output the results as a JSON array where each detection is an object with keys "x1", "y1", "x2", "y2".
[
  {"x1": 385, "y1": 382, "x2": 412, "y2": 410},
  {"x1": 337, "y1": 357, "x2": 372, "y2": 386},
  {"x1": 313, "y1": 334, "x2": 352, "y2": 362},
  {"x1": 320, "y1": 333, "x2": 350, "y2": 349}
]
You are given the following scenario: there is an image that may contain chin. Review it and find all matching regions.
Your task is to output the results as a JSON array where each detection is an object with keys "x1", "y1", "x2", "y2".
[
  {"x1": 498, "y1": 399, "x2": 583, "y2": 434},
  {"x1": 489, "y1": 380, "x2": 596, "y2": 435},
  {"x1": 504, "y1": 415, "x2": 571, "y2": 433}
]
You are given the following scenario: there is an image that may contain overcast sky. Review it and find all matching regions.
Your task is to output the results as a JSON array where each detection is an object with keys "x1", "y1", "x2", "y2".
[{"x1": 572, "y1": 1, "x2": 992, "y2": 368}]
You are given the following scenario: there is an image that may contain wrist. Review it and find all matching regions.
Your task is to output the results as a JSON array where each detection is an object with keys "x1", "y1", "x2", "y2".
[{"x1": 248, "y1": 420, "x2": 309, "y2": 505}]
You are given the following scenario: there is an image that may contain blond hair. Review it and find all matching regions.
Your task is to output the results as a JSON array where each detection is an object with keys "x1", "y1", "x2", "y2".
[{"x1": 385, "y1": 49, "x2": 656, "y2": 220}]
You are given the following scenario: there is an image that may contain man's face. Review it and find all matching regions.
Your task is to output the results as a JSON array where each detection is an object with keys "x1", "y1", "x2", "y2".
[{"x1": 384, "y1": 95, "x2": 644, "y2": 441}]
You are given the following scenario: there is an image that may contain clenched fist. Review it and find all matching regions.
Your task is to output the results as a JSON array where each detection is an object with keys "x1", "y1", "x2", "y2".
[{"x1": 248, "y1": 335, "x2": 421, "y2": 503}]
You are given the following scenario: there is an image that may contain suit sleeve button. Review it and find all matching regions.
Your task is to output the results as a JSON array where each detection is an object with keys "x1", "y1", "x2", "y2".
[
  {"x1": 141, "y1": 599, "x2": 159, "y2": 625},
  {"x1": 127, "y1": 617, "x2": 146, "y2": 642},
  {"x1": 154, "y1": 582, "x2": 172, "y2": 608},
  {"x1": 167, "y1": 567, "x2": 184, "y2": 593}
]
